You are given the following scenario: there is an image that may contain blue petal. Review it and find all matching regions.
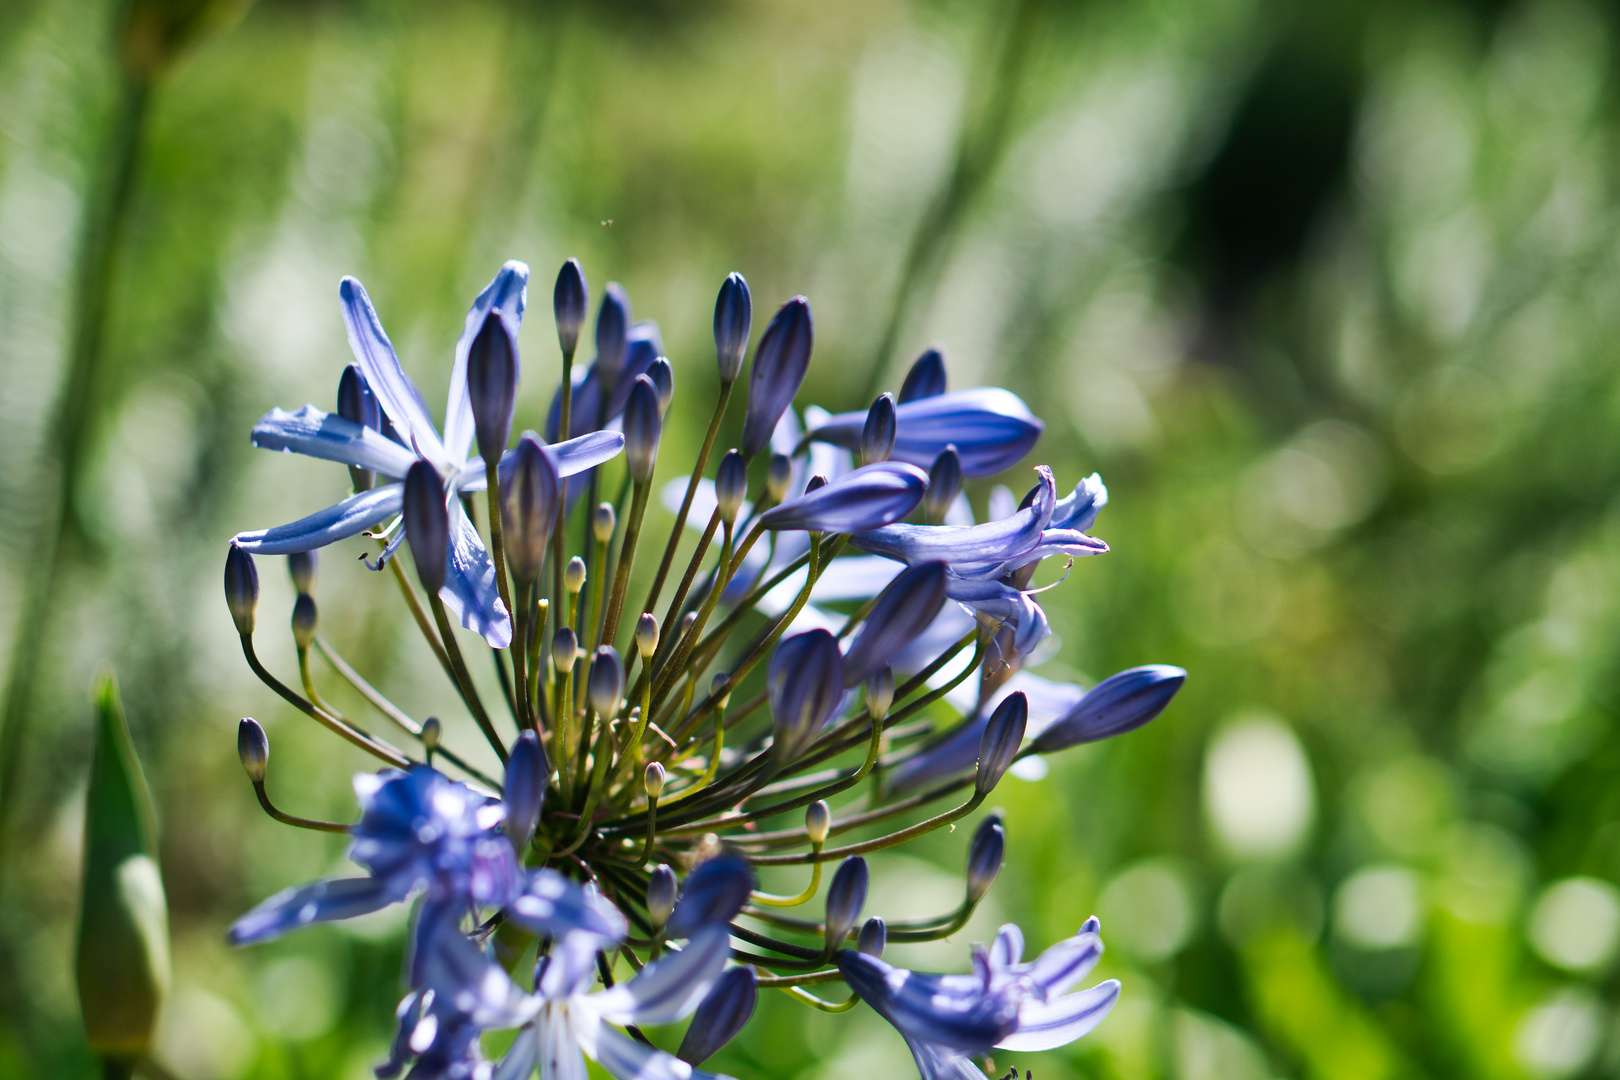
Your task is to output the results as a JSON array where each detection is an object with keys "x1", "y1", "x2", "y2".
[
  {"x1": 440, "y1": 498, "x2": 512, "y2": 648},
  {"x1": 809, "y1": 388, "x2": 1043, "y2": 478},
  {"x1": 339, "y1": 276, "x2": 447, "y2": 466},
  {"x1": 251, "y1": 404, "x2": 419, "y2": 477},
  {"x1": 493, "y1": 1027, "x2": 540, "y2": 1080},
  {"x1": 414, "y1": 912, "x2": 538, "y2": 1026},
  {"x1": 946, "y1": 577, "x2": 1050, "y2": 657},
  {"x1": 596, "y1": 1027, "x2": 737, "y2": 1080},
  {"x1": 1020, "y1": 931, "x2": 1103, "y2": 999},
  {"x1": 228, "y1": 876, "x2": 393, "y2": 945},
  {"x1": 1050, "y1": 472, "x2": 1107, "y2": 532},
  {"x1": 901, "y1": 1035, "x2": 993, "y2": 1080},
  {"x1": 233, "y1": 484, "x2": 403, "y2": 554},
  {"x1": 837, "y1": 952, "x2": 1020, "y2": 1051},
  {"x1": 665, "y1": 851, "x2": 756, "y2": 938},
  {"x1": 994, "y1": 979, "x2": 1119, "y2": 1052},
  {"x1": 760, "y1": 462, "x2": 928, "y2": 534},
  {"x1": 506, "y1": 868, "x2": 628, "y2": 943},
  {"x1": 594, "y1": 927, "x2": 731, "y2": 1026},
  {"x1": 444, "y1": 261, "x2": 530, "y2": 466},
  {"x1": 467, "y1": 430, "x2": 627, "y2": 492},
  {"x1": 849, "y1": 467, "x2": 1056, "y2": 577}
]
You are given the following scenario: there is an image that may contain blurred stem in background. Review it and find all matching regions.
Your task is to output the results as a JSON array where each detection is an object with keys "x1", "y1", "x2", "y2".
[
  {"x1": 0, "y1": 0, "x2": 248, "y2": 861},
  {"x1": 862, "y1": 0, "x2": 1045, "y2": 403},
  {"x1": 0, "y1": 70, "x2": 150, "y2": 860}
]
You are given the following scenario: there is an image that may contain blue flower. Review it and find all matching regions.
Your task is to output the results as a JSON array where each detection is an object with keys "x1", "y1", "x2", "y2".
[
  {"x1": 838, "y1": 919, "x2": 1119, "y2": 1079},
  {"x1": 228, "y1": 767, "x2": 517, "y2": 947},
  {"x1": 807, "y1": 387, "x2": 1044, "y2": 478},
  {"x1": 760, "y1": 461, "x2": 929, "y2": 534},
  {"x1": 232, "y1": 265, "x2": 624, "y2": 647}
]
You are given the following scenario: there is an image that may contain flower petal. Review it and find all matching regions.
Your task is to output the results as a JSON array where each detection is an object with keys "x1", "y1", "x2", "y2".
[
  {"x1": 493, "y1": 1025, "x2": 541, "y2": 1080},
  {"x1": 507, "y1": 868, "x2": 628, "y2": 944},
  {"x1": 233, "y1": 485, "x2": 403, "y2": 555},
  {"x1": 593, "y1": 927, "x2": 731, "y2": 1026},
  {"x1": 946, "y1": 577, "x2": 1050, "y2": 657},
  {"x1": 445, "y1": 261, "x2": 530, "y2": 466},
  {"x1": 849, "y1": 467, "x2": 1057, "y2": 577},
  {"x1": 415, "y1": 912, "x2": 539, "y2": 1027},
  {"x1": 837, "y1": 952, "x2": 1020, "y2": 1051},
  {"x1": 251, "y1": 404, "x2": 419, "y2": 477},
  {"x1": 340, "y1": 276, "x2": 446, "y2": 465},
  {"x1": 467, "y1": 430, "x2": 627, "y2": 492},
  {"x1": 1020, "y1": 931, "x2": 1103, "y2": 999},
  {"x1": 760, "y1": 462, "x2": 928, "y2": 534},
  {"x1": 808, "y1": 387, "x2": 1044, "y2": 478},
  {"x1": 227, "y1": 877, "x2": 393, "y2": 945},
  {"x1": 994, "y1": 979, "x2": 1119, "y2": 1052},
  {"x1": 440, "y1": 497, "x2": 512, "y2": 648},
  {"x1": 596, "y1": 1027, "x2": 737, "y2": 1080},
  {"x1": 901, "y1": 1035, "x2": 993, "y2": 1080}
]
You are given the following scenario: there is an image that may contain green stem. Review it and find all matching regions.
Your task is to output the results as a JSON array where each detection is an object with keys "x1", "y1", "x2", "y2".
[
  {"x1": 253, "y1": 781, "x2": 350, "y2": 834},
  {"x1": 601, "y1": 481, "x2": 651, "y2": 652},
  {"x1": 640, "y1": 382, "x2": 733, "y2": 617},
  {"x1": 428, "y1": 594, "x2": 508, "y2": 765},
  {"x1": 240, "y1": 633, "x2": 411, "y2": 767},
  {"x1": 486, "y1": 460, "x2": 530, "y2": 727}
]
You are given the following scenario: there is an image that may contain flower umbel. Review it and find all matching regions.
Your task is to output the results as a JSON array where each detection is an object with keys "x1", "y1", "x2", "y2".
[{"x1": 221, "y1": 259, "x2": 1184, "y2": 1078}]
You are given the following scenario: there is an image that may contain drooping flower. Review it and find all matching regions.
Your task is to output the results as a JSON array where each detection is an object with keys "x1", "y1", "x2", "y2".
[
  {"x1": 807, "y1": 387, "x2": 1044, "y2": 477},
  {"x1": 233, "y1": 265, "x2": 624, "y2": 646}
]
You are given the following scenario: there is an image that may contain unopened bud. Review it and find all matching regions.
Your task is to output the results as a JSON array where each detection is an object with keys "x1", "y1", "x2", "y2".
[
  {"x1": 635, "y1": 613, "x2": 660, "y2": 658},
  {"x1": 565, "y1": 557, "x2": 587, "y2": 595},
  {"x1": 290, "y1": 593, "x2": 317, "y2": 650},
  {"x1": 501, "y1": 434, "x2": 559, "y2": 584},
  {"x1": 645, "y1": 761, "x2": 666, "y2": 800},
  {"x1": 715, "y1": 450, "x2": 747, "y2": 524},
  {"x1": 421, "y1": 716, "x2": 442, "y2": 752},
  {"x1": 596, "y1": 283, "x2": 631, "y2": 396},
  {"x1": 865, "y1": 667, "x2": 894, "y2": 722},
  {"x1": 740, "y1": 296, "x2": 813, "y2": 457},
  {"x1": 504, "y1": 731, "x2": 548, "y2": 851},
  {"x1": 554, "y1": 258, "x2": 588, "y2": 357},
  {"x1": 648, "y1": 357, "x2": 674, "y2": 417},
  {"x1": 861, "y1": 393, "x2": 896, "y2": 466},
  {"x1": 965, "y1": 815, "x2": 1005, "y2": 904},
  {"x1": 593, "y1": 502, "x2": 616, "y2": 544},
  {"x1": 647, "y1": 864, "x2": 677, "y2": 928},
  {"x1": 766, "y1": 453, "x2": 793, "y2": 503},
  {"x1": 287, "y1": 550, "x2": 317, "y2": 595},
  {"x1": 552, "y1": 628, "x2": 578, "y2": 674},
  {"x1": 237, "y1": 718, "x2": 268, "y2": 783},
  {"x1": 223, "y1": 543, "x2": 259, "y2": 636},
  {"x1": 588, "y1": 647, "x2": 624, "y2": 716},
  {"x1": 403, "y1": 461, "x2": 449, "y2": 595},
  {"x1": 337, "y1": 364, "x2": 381, "y2": 491},
  {"x1": 467, "y1": 311, "x2": 519, "y2": 464},
  {"x1": 803, "y1": 474, "x2": 828, "y2": 495},
  {"x1": 805, "y1": 800, "x2": 831, "y2": 846},
  {"x1": 898, "y1": 346, "x2": 947, "y2": 403},
  {"x1": 713, "y1": 272, "x2": 752, "y2": 383},
  {"x1": 710, "y1": 673, "x2": 732, "y2": 708},
  {"x1": 925, "y1": 446, "x2": 963, "y2": 525},
  {"x1": 824, "y1": 856, "x2": 868, "y2": 949},
  {"x1": 857, "y1": 916, "x2": 887, "y2": 957},
  {"x1": 677, "y1": 964, "x2": 758, "y2": 1066},
  {"x1": 623, "y1": 375, "x2": 663, "y2": 483},
  {"x1": 975, "y1": 692, "x2": 1028, "y2": 796}
]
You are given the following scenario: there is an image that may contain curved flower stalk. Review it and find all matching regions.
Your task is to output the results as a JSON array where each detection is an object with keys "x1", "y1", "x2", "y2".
[{"x1": 221, "y1": 258, "x2": 1184, "y2": 1079}]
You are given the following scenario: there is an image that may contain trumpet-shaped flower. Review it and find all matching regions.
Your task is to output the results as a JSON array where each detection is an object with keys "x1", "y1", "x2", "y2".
[{"x1": 233, "y1": 265, "x2": 624, "y2": 647}]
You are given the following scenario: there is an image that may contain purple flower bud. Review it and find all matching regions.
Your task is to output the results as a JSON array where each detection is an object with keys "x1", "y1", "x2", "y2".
[
  {"x1": 768, "y1": 629, "x2": 845, "y2": 766},
  {"x1": 843, "y1": 561, "x2": 948, "y2": 687},
  {"x1": 291, "y1": 592, "x2": 317, "y2": 650},
  {"x1": 975, "y1": 691, "x2": 1028, "y2": 795},
  {"x1": 678, "y1": 964, "x2": 758, "y2": 1065},
  {"x1": 666, "y1": 850, "x2": 757, "y2": 938},
  {"x1": 337, "y1": 364, "x2": 381, "y2": 491},
  {"x1": 857, "y1": 916, "x2": 887, "y2": 957},
  {"x1": 806, "y1": 800, "x2": 831, "y2": 846},
  {"x1": 595, "y1": 282, "x2": 631, "y2": 397},
  {"x1": 648, "y1": 356, "x2": 674, "y2": 417},
  {"x1": 554, "y1": 258, "x2": 588, "y2": 356},
  {"x1": 224, "y1": 542, "x2": 259, "y2": 636},
  {"x1": 500, "y1": 434, "x2": 560, "y2": 585},
  {"x1": 552, "y1": 626, "x2": 578, "y2": 673},
  {"x1": 1032, "y1": 665, "x2": 1186, "y2": 753},
  {"x1": 924, "y1": 446, "x2": 963, "y2": 525},
  {"x1": 760, "y1": 462, "x2": 928, "y2": 535},
  {"x1": 593, "y1": 502, "x2": 616, "y2": 544},
  {"x1": 712, "y1": 450, "x2": 748, "y2": 526},
  {"x1": 237, "y1": 717, "x2": 268, "y2": 782},
  {"x1": 647, "y1": 864, "x2": 677, "y2": 928},
  {"x1": 622, "y1": 374, "x2": 663, "y2": 483},
  {"x1": 504, "y1": 730, "x2": 548, "y2": 851},
  {"x1": 287, "y1": 550, "x2": 317, "y2": 595},
  {"x1": 469, "y1": 316, "x2": 520, "y2": 467},
  {"x1": 564, "y1": 557, "x2": 587, "y2": 595},
  {"x1": 420, "y1": 716, "x2": 441, "y2": 752},
  {"x1": 403, "y1": 461, "x2": 449, "y2": 595},
  {"x1": 741, "y1": 296, "x2": 813, "y2": 456},
  {"x1": 766, "y1": 453, "x2": 792, "y2": 503},
  {"x1": 803, "y1": 474, "x2": 828, "y2": 495},
  {"x1": 862, "y1": 393, "x2": 897, "y2": 465},
  {"x1": 825, "y1": 856, "x2": 868, "y2": 948},
  {"x1": 645, "y1": 761, "x2": 666, "y2": 799},
  {"x1": 965, "y1": 815, "x2": 1004, "y2": 903},
  {"x1": 587, "y1": 646, "x2": 624, "y2": 717},
  {"x1": 898, "y1": 346, "x2": 947, "y2": 403},
  {"x1": 713, "y1": 272, "x2": 753, "y2": 382}
]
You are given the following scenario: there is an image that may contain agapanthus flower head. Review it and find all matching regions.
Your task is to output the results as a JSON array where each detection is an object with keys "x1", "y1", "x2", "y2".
[{"x1": 223, "y1": 255, "x2": 1182, "y2": 1080}]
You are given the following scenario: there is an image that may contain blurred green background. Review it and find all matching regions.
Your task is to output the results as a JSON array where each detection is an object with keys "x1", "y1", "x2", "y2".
[{"x1": 4, "y1": 0, "x2": 1619, "y2": 1076}]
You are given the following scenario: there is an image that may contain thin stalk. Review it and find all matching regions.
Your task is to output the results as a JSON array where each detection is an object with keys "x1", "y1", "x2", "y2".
[
  {"x1": 428, "y1": 594, "x2": 508, "y2": 765},
  {"x1": 600, "y1": 480, "x2": 650, "y2": 651},
  {"x1": 649, "y1": 520, "x2": 765, "y2": 715},
  {"x1": 782, "y1": 987, "x2": 859, "y2": 1012},
  {"x1": 253, "y1": 780, "x2": 350, "y2": 834},
  {"x1": 297, "y1": 645, "x2": 343, "y2": 720},
  {"x1": 528, "y1": 593, "x2": 549, "y2": 730},
  {"x1": 750, "y1": 846, "x2": 824, "y2": 907},
  {"x1": 652, "y1": 509, "x2": 722, "y2": 673},
  {"x1": 582, "y1": 530, "x2": 610, "y2": 699},
  {"x1": 754, "y1": 969, "x2": 845, "y2": 988},
  {"x1": 640, "y1": 381, "x2": 732, "y2": 616},
  {"x1": 239, "y1": 634, "x2": 410, "y2": 767},
  {"x1": 388, "y1": 558, "x2": 455, "y2": 677},
  {"x1": 747, "y1": 791, "x2": 986, "y2": 866},
  {"x1": 484, "y1": 460, "x2": 526, "y2": 724}
]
